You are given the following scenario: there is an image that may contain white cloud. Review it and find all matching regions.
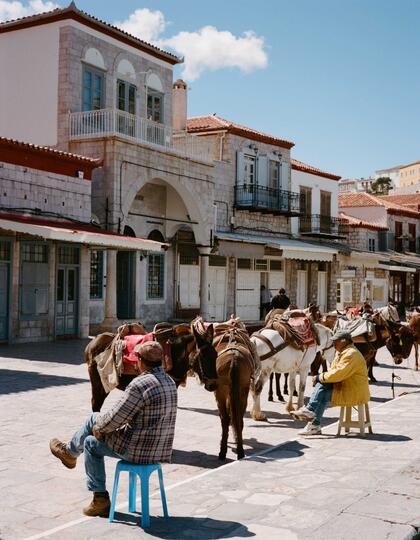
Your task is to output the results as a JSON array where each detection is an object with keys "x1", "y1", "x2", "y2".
[
  {"x1": 0, "y1": 0, "x2": 58, "y2": 22},
  {"x1": 161, "y1": 26, "x2": 268, "y2": 82},
  {"x1": 113, "y1": 8, "x2": 268, "y2": 82},
  {"x1": 114, "y1": 8, "x2": 166, "y2": 44}
]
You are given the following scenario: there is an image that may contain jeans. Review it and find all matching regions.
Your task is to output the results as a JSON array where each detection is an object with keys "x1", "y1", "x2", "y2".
[
  {"x1": 307, "y1": 382, "x2": 333, "y2": 426},
  {"x1": 67, "y1": 413, "x2": 126, "y2": 492}
]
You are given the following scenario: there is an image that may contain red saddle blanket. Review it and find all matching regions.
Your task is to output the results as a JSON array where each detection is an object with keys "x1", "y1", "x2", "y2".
[
  {"x1": 122, "y1": 333, "x2": 173, "y2": 372},
  {"x1": 287, "y1": 317, "x2": 316, "y2": 347}
]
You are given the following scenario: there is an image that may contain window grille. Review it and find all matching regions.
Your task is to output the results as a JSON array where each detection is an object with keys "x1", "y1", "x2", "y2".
[
  {"x1": 90, "y1": 250, "x2": 104, "y2": 299},
  {"x1": 0, "y1": 241, "x2": 11, "y2": 261},
  {"x1": 254, "y1": 259, "x2": 268, "y2": 271},
  {"x1": 22, "y1": 243, "x2": 48, "y2": 263},
  {"x1": 58, "y1": 246, "x2": 80, "y2": 265},
  {"x1": 209, "y1": 255, "x2": 226, "y2": 267},
  {"x1": 147, "y1": 254, "x2": 165, "y2": 299},
  {"x1": 237, "y1": 258, "x2": 252, "y2": 269}
]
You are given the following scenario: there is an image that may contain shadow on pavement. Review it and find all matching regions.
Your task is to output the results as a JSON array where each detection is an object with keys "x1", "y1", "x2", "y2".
[
  {"x1": 171, "y1": 448, "x2": 231, "y2": 468},
  {"x1": 110, "y1": 514, "x2": 255, "y2": 539},
  {"x1": 0, "y1": 369, "x2": 88, "y2": 395},
  {"x1": 357, "y1": 433, "x2": 412, "y2": 442},
  {"x1": 0, "y1": 339, "x2": 89, "y2": 366}
]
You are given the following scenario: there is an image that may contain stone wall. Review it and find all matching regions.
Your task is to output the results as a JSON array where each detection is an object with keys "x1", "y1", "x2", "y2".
[
  {"x1": 0, "y1": 161, "x2": 91, "y2": 222},
  {"x1": 57, "y1": 25, "x2": 174, "y2": 151}
]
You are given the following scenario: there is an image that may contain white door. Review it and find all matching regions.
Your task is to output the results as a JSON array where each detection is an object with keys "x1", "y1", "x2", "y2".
[
  {"x1": 317, "y1": 271, "x2": 327, "y2": 312},
  {"x1": 236, "y1": 270, "x2": 260, "y2": 320},
  {"x1": 296, "y1": 270, "x2": 307, "y2": 308},
  {"x1": 179, "y1": 264, "x2": 200, "y2": 308},
  {"x1": 208, "y1": 267, "x2": 226, "y2": 321},
  {"x1": 268, "y1": 271, "x2": 285, "y2": 299}
]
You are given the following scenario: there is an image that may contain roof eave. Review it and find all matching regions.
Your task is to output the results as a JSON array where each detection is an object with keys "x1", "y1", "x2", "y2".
[{"x1": 0, "y1": 5, "x2": 182, "y2": 66}]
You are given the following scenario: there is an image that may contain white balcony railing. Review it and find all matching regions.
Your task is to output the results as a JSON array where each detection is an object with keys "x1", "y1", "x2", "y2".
[{"x1": 69, "y1": 109, "x2": 214, "y2": 162}]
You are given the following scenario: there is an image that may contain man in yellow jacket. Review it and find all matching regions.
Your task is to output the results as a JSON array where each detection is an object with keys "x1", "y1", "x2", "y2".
[{"x1": 291, "y1": 330, "x2": 370, "y2": 436}]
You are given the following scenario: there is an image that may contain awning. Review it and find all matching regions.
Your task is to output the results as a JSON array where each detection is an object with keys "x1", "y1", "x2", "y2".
[
  {"x1": 388, "y1": 265, "x2": 416, "y2": 273},
  {"x1": 216, "y1": 232, "x2": 337, "y2": 262},
  {"x1": 0, "y1": 216, "x2": 165, "y2": 252}
]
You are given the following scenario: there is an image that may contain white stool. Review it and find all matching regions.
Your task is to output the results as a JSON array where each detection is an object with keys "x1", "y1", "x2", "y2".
[{"x1": 337, "y1": 403, "x2": 373, "y2": 436}]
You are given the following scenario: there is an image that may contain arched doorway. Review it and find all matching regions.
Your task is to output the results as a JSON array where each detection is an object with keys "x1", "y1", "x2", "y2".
[{"x1": 117, "y1": 225, "x2": 137, "y2": 319}]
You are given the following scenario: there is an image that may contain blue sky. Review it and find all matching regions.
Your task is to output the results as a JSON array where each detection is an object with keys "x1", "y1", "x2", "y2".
[{"x1": 3, "y1": 0, "x2": 420, "y2": 178}]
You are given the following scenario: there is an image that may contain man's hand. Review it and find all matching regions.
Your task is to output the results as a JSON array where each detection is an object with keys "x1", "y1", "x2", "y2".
[{"x1": 92, "y1": 425, "x2": 103, "y2": 440}]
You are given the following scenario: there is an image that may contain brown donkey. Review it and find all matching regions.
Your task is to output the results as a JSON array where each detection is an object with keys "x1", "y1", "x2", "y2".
[
  {"x1": 85, "y1": 322, "x2": 212, "y2": 412},
  {"x1": 192, "y1": 320, "x2": 257, "y2": 460}
]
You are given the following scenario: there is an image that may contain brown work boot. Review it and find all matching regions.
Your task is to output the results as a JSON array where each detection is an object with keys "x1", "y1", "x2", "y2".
[
  {"x1": 83, "y1": 492, "x2": 111, "y2": 517},
  {"x1": 49, "y1": 438, "x2": 77, "y2": 469}
]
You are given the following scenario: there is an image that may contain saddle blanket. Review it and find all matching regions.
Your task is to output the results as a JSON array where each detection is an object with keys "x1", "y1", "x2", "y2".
[
  {"x1": 287, "y1": 316, "x2": 316, "y2": 347},
  {"x1": 336, "y1": 317, "x2": 376, "y2": 341},
  {"x1": 123, "y1": 332, "x2": 173, "y2": 372}
]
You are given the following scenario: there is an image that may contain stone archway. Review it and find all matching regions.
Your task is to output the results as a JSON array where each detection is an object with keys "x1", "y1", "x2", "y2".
[{"x1": 120, "y1": 167, "x2": 212, "y2": 246}]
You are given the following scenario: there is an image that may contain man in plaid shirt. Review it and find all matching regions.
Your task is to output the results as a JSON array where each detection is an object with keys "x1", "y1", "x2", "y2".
[{"x1": 49, "y1": 341, "x2": 177, "y2": 517}]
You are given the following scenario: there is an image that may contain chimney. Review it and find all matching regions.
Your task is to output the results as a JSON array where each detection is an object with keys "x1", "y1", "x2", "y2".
[{"x1": 172, "y1": 79, "x2": 187, "y2": 131}]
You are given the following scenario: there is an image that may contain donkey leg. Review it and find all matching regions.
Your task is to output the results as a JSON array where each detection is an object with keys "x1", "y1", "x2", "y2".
[
  {"x1": 297, "y1": 370, "x2": 307, "y2": 410},
  {"x1": 88, "y1": 363, "x2": 108, "y2": 412},
  {"x1": 286, "y1": 372, "x2": 297, "y2": 413},
  {"x1": 283, "y1": 372, "x2": 289, "y2": 395},
  {"x1": 251, "y1": 367, "x2": 270, "y2": 421},
  {"x1": 216, "y1": 389, "x2": 230, "y2": 461},
  {"x1": 415, "y1": 343, "x2": 419, "y2": 371},
  {"x1": 275, "y1": 373, "x2": 284, "y2": 402},
  {"x1": 268, "y1": 373, "x2": 274, "y2": 402}
]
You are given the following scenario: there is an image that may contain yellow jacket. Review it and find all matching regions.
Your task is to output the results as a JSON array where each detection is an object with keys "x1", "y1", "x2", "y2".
[{"x1": 319, "y1": 344, "x2": 370, "y2": 406}]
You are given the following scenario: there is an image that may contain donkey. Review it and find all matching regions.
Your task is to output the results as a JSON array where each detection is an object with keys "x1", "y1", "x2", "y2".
[
  {"x1": 408, "y1": 313, "x2": 420, "y2": 370},
  {"x1": 192, "y1": 320, "x2": 256, "y2": 460},
  {"x1": 84, "y1": 322, "x2": 214, "y2": 411}
]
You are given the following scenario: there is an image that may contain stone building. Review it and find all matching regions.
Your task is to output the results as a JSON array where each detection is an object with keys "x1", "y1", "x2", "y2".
[
  {"x1": 0, "y1": 4, "x2": 215, "y2": 329},
  {"x1": 0, "y1": 137, "x2": 164, "y2": 343},
  {"x1": 180, "y1": 115, "x2": 340, "y2": 319},
  {"x1": 339, "y1": 192, "x2": 420, "y2": 307}
]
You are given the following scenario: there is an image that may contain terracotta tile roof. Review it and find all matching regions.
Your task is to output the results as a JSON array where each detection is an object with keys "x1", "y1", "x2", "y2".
[
  {"x1": 0, "y1": 137, "x2": 100, "y2": 165},
  {"x1": 0, "y1": 3, "x2": 181, "y2": 65},
  {"x1": 186, "y1": 115, "x2": 294, "y2": 149},
  {"x1": 339, "y1": 192, "x2": 420, "y2": 218},
  {"x1": 338, "y1": 212, "x2": 388, "y2": 231},
  {"x1": 291, "y1": 159, "x2": 341, "y2": 181},
  {"x1": 380, "y1": 194, "x2": 420, "y2": 211}
]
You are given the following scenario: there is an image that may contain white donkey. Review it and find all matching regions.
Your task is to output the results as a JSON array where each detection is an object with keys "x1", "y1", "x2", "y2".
[{"x1": 251, "y1": 324, "x2": 334, "y2": 421}]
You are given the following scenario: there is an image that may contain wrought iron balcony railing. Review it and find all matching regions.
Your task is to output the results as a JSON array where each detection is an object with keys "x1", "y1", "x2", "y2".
[
  {"x1": 299, "y1": 214, "x2": 348, "y2": 238},
  {"x1": 234, "y1": 184, "x2": 304, "y2": 216}
]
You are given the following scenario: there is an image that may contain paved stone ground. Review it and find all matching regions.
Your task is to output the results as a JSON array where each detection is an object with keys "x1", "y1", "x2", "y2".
[{"x1": 0, "y1": 340, "x2": 420, "y2": 539}]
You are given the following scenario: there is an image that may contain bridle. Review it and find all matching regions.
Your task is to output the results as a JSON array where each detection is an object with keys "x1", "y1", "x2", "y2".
[{"x1": 193, "y1": 340, "x2": 218, "y2": 387}]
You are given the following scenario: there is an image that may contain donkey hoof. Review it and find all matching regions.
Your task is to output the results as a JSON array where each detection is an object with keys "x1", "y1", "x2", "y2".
[
  {"x1": 268, "y1": 396, "x2": 274, "y2": 402},
  {"x1": 237, "y1": 451, "x2": 245, "y2": 460},
  {"x1": 279, "y1": 396, "x2": 285, "y2": 403},
  {"x1": 252, "y1": 412, "x2": 267, "y2": 422},
  {"x1": 218, "y1": 453, "x2": 227, "y2": 461}
]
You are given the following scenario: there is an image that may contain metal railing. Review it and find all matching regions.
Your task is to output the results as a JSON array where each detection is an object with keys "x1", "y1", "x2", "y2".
[
  {"x1": 69, "y1": 109, "x2": 173, "y2": 148},
  {"x1": 69, "y1": 109, "x2": 216, "y2": 164},
  {"x1": 299, "y1": 214, "x2": 347, "y2": 237},
  {"x1": 235, "y1": 184, "x2": 304, "y2": 216}
]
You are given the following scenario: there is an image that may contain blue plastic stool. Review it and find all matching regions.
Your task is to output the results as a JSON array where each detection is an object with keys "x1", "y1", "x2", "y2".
[{"x1": 109, "y1": 461, "x2": 168, "y2": 528}]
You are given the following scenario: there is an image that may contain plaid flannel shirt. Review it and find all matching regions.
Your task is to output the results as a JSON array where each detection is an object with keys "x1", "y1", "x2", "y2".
[{"x1": 95, "y1": 366, "x2": 177, "y2": 464}]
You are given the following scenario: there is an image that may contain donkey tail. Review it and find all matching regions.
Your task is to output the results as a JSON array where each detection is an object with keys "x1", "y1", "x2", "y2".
[{"x1": 229, "y1": 352, "x2": 245, "y2": 459}]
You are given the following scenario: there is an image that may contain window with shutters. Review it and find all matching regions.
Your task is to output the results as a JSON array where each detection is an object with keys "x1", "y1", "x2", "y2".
[
  {"x1": 20, "y1": 242, "x2": 49, "y2": 318},
  {"x1": 268, "y1": 160, "x2": 279, "y2": 190},
  {"x1": 82, "y1": 66, "x2": 104, "y2": 111},
  {"x1": 244, "y1": 155, "x2": 256, "y2": 191},
  {"x1": 147, "y1": 91, "x2": 163, "y2": 123},
  {"x1": 117, "y1": 79, "x2": 136, "y2": 114}
]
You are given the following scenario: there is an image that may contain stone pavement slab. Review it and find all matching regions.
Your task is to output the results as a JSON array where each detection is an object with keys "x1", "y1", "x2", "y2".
[{"x1": 1, "y1": 341, "x2": 420, "y2": 539}]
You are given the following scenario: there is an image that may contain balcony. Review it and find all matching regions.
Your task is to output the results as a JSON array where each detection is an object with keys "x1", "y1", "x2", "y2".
[
  {"x1": 234, "y1": 184, "x2": 304, "y2": 216},
  {"x1": 69, "y1": 109, "x2": 213, "y2": 162},
  {"x1": 299, "y1": 214, "x2": 348, "y2": 239}
]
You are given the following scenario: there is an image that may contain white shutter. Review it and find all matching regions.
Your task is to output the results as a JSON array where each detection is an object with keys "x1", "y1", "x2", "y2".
[
  {"x1": 280, "y1": 160, "x2": 290, "y2": 190},
  {"x1": 343, "y1": 281, "x2": 353, "y2": 303},
  {"x1": 257, "y1": 155, "x2": 268, "y2": 187},
  {"x1": 236, "y1": 151, "x2": 245, "y2": 184}
]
